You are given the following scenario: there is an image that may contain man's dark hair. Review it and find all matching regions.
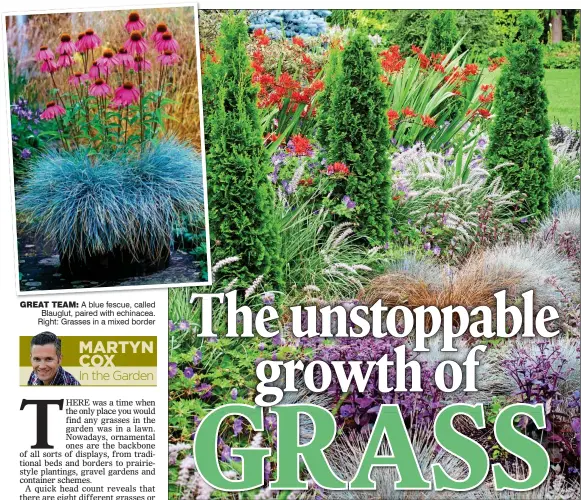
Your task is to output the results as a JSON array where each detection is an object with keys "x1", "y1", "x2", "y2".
[{"x1": 30, "y1": 332, "x2": 62, "y2": 358}]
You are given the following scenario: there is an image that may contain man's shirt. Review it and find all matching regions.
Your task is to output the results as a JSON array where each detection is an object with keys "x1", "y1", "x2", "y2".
[{"x1": 28, "y1": 366, "x2": 81, "y2": 386}]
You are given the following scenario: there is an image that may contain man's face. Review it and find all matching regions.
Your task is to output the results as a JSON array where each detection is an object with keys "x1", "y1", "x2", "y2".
[{"x1": 30, "y1": 344, "x2": 61, "y2": 384}]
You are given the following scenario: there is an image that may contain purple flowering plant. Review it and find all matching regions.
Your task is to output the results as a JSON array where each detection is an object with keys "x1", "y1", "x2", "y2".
[{"x1": 10, "y1": 97, "x2": 57, "y2": 179}]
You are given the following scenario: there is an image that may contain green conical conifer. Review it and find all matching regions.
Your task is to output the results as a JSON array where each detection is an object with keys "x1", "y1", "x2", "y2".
[
  {"x1": 316, "y1": 46, "x2": 342, "y2": 151},
  {"x1": 326, "y1": 32, "x2": 393, "y2": 245},
  {"x1": 486, "y1": 12, "x2": 552, "y2": 217},
  {"x1": 426, "y1": 10, "x2": 459, "y2": 55},
  {"x1": 203, "y1": 15, "x2": 283, "y2": 288}
]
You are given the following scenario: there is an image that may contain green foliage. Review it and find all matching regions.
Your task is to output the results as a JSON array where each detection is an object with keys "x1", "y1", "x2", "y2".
[
  {"x1": 426, "y1": 10, "x2": 459, "y2": 55},
  {"x1": 543, "y1": 41, "x2": 580, "y2": 69},
  {"x1": 492, "y1": 10, "x2": 526, "y2": 46},
  {"x1": 10, "y1": 98, "x2": 56, "y2": 181},
  {"x1": 173, "y1": 213, "x2": 208, "y2": 280},
  {"x1": 389, "y1": 10, "x2": 433, "y2": 53},
  {"x1": 382, "y1": 40, "x2": 490, "y2": 151},
  {"x1": 203, "y1": 15, "x2": 284, "y2": 289},
  {"x1": 326, "y1": 32, "x2": 393, "y2": 245},
  {"x1": 316, "y1": 47, "x2": 341, "y2": 151},
  {"x1": 456, "y1": 10, "x2": 499, "y2": 61},
  {"x1": 7, "y1": 52, "x2": 29, "y2": 101},
  {"x1": 486, "y1": 12, "x2": 553, "y2": 218},
  {"x1": 328, "y1": 10, "x2": 394, "y2": 40},
  {"x1": 277, "y1": 186, "x2": 376, "y2": 303}
]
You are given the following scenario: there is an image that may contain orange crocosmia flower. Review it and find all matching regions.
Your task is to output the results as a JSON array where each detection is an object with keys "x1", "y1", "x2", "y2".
[
  {"x1": 387, "y1": 109, "x2": 399, "y2": 130},
  {"x1": 418, "y1": 53, "x2": 430, "y2": 69},
  {"x1": 252, "y1": 50, "x2": 264, "y2": 63},
  {"x1": 488, "y1": 56, "x2": 507, "y2": 72},
  {"x1": 432, "y1": 63, "x2": 445, "y2": 73},
  {"x1": 380, "y1": 45, "x2": 406, "y2": 74},
  {"x1": 430, "y1": 52, "x2": 446, "y2": 63},
  {"x1": 277, "y1": 72, "x2": 300, "y2": 90},
  {"x1": 292, "y1": 36, "x2": 305, "y2": 47},
  {"x1": 463, "y1": 63, "x2": 479, "y2": 76},
  {"x1": 302, "y1": 53, "x2": 313, "y2": 66},
  {"x1": 478, "y1": 92, "x2": 494, "y2": 103},
  {"x1": 289, "y1": 134, "x2": 312, "y2": 156},
  {"x1": 421, "y1": 115, "x2": 437, "y2": 128},
  {"x1": 401, "y1": 107, "x2": 417, "y2": 117},
  {"x1": 477, "y1": 108, "x2": 491, "y2": 119}
]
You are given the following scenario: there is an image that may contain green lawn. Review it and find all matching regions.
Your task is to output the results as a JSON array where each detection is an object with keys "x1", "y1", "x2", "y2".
[
  {"x1": 544, "y1": 69, "x2": 580, "y2": 127},
  {"x1": 481, "y1": 68, "x2": 580, "y2": 127}
]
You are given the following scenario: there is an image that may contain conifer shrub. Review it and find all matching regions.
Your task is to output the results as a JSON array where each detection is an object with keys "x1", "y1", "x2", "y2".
[
  {"x1": 426, "y1": 10, "x2": 459, "y2": 55},
  {"x1": 325, "y1": 32, "x2": 393, "y2": 245},
  {"x1": 203, "y1": 15, "x2": 283, "y2": 288},
  {"x1": 315, "y1": 47, "x2": 341, "y2": 152},
  {"x1": 486, "y1": 12, "x2": 553, "y2": 217}
]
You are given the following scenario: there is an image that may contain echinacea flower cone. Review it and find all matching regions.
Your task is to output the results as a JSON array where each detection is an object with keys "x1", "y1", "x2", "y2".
[
  {"x1": 35, "y1": 46, "x2": 54, "y2": 61},
  {"x1": 125, "y1": 12, "x2": 146, "y2": 33},
  {"x1": 57, "y1": 34, "x2": 76, "y2": 55},
  {"x1": 114, "y1": 82, "x2": 140, "y2": 106},
  {"x1": 40, "y1": 101, "x2": 66, "y2": 120},
  {"x1": 124, "y1": 30, "x2": 148, "y2": 55},
  {"x1": 89, "y1": 78, "x2": 111, "y2": 97}
]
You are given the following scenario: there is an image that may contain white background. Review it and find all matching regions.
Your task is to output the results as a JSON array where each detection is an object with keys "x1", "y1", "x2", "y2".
[{"x1": 0, "y1": 1, "x2": 578, "y2": 498}]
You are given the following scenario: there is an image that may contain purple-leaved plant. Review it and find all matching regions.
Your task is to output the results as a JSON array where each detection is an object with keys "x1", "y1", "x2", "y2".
[
  {"x1": 311, "y1": 336, "x2": 454, "y2": 431},
  {"x1": 502, "y1": 341, "x2": 580, "y2": 467}
]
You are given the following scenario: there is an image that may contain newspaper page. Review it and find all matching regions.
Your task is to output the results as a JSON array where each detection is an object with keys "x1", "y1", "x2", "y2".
[
  {"x1": 1, "y1": 3, "x2": 208, "y2": 499},
  {"x1": 2, "y1": 2, "x2": 581, "y2": 500}
]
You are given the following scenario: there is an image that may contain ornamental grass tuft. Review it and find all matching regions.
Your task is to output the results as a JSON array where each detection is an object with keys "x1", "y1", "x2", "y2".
[{"x1": 18, "y1": 138, "x2": 204, "y2": 262}]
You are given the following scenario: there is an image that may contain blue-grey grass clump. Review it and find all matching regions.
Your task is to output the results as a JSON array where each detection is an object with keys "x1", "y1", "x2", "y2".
[{"x1": 18, "y1": 138, "x2": 204, "y2": 261}]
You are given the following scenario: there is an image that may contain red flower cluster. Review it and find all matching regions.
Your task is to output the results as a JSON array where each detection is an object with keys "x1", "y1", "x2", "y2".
[
  {"x1": 477, "y1": 108, "x2": 491, "y2": 119},
  {"x1": 410, "y1": 47, "x2": 447, "y2": 71},
  {"x1": 251, "y1": 37, "x2": 324, "y2": 116},
  {"x1": 326, "y1": 162, "x2": 350, "y2": 176},
  {"x1": 251, "y1": 49, "x2": 265, "y2": 73},
  {"x1": 385, "y1": 107, "x2": 431, "y2": 132},
  {"x1": 380, "y1": 45, "x2": 406, "y2": 74},
  {"x1": 253, "y1": 28, "x2": 270, "y2": 46},
  {"x1": 443, "y1": 62, "x2": 480, "y2": 86},
  {"x1": 292, "y1": 36, "x2": 305, "y2": 48},
  {"x1": 421, "y1": 115, "x2": 437, "y2": 128},
  {"x1": 466, "y1": 108, "x2": 492, "y2": 119},
  {"x1": 200, "y1": 43, "x2": 219, "y2": 68},
  {"x1": 288, "y1": 134, "x2": 313, "y2": 156},
  {"x1": 478, "y1": 84, "x2": 495, "y2": 103},
  {"x1": 387, "y1": 109, "x2": 399, "y2": 130},
  {"x1": 264, "y1": 132, "x2": 280, "y2": 144},
  {"x1": 488, "y1": 56, "x2": 507, "y2": 72},
  {"x1": 463, "y1": 63, "x2": 479, "y2": 76}
]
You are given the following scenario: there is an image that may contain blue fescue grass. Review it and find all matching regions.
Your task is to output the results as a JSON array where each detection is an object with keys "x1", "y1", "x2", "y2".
[{"x1": 18, "y1": 138, "x2": 205, "y2": 261}]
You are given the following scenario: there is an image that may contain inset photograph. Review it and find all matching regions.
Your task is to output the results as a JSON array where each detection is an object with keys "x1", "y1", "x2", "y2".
[
  {"x1": 21, "y1": 333, "x2": 157, "y2": 386},
  {"x1": 5, "y1": 6, "x2": 210, "y2": 293}
]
